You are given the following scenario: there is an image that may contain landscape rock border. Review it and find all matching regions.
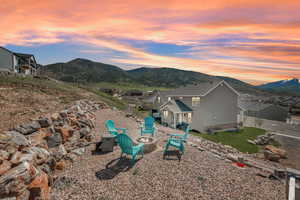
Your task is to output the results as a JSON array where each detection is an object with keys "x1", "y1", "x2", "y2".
[{"x1": 0, "y1": 100, "x2": 107, "y2": 200}]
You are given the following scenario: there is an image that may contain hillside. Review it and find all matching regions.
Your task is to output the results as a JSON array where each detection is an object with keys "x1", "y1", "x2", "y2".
[
  {"x1": 127, "y1": 67, "x2": 213, "y2": 87},
  {"x1": 258, "y1": 78, "x2": 300, "y2": 95},
  {"x1": 42, "y1": 58, "x2": 267, "y2": 95},
  {"x1": 0, "y1": 75, "x2": 126, "y2": 132},
  {"x1": 42, "y1": 58, "x2": 130, "y2": 83}
]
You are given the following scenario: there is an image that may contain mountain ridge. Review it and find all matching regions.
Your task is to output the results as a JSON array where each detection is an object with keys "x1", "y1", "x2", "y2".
[
  {"x1": 258, "y1": 78, "x2": 300, "y2": 95},
  {"x1": 42, "y1": 58, "x2": 269, "y2": 95}
]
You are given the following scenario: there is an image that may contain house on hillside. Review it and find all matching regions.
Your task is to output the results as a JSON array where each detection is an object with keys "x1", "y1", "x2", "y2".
[
  {"x1": 0, "y1": 47, "x2": 38, "y2": 75},
  {"x1": 152, "y1": 80, "x2": 240, "y2": 132},
  {"x1": 239, "y1": 102, "x2": 289, "y2": 122}
]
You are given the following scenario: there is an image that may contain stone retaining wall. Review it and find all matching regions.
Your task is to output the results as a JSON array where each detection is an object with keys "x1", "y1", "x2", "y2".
[{"x1": 0, "y1": 100, "x2": 107, "y2": 199}]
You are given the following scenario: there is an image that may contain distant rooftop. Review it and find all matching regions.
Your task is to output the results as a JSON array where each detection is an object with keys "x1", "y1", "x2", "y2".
[{"x1": 165, "y1": 80, "x2": 222, "y2": 96}]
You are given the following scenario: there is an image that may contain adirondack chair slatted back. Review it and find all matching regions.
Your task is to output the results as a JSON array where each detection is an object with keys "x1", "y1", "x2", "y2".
[
  {"x1": 116, "y1": 134, "x2": 134, "y2": 154},
  {"x1": 144, "y1": 117, "x2": 154, "y2": 130},
  {"x1": 105, "y1": 120, "x2": 118, "y2": 136},
  {"x1": 182, "y1": 124, "x2": 190, "y2": 141}
]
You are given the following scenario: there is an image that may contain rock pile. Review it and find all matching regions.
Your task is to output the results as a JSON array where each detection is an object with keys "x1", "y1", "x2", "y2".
[
  {"x1": 247, "y1": 132, "x2": 274, "y2": 145},
  {"x1": 264, "y1": 145, "x2": 287, "y2": 162},
  {"x1": 190, "y1": 137, "x2": 239, "y2": 155},
  {"x1": 0, "y1": 100, "x2": 106, "y2": 200}
]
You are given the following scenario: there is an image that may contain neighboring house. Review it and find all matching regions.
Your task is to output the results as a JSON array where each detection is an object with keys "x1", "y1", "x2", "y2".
[
  {"x1": 239, "y1": 101, "x2": 289, "y2": 122},
  {"x1": 0, "y1": 47, "x2": 38, "y2": 75},
  {"x1": 153, "y1": 80, "x2": 240, "y2": 132},
  {"x1": 287, "y1": 107, "x2": 300, "y2": 125},
  {"x1": 287, "y1": 115, "x2": 300, "y2": 125}
]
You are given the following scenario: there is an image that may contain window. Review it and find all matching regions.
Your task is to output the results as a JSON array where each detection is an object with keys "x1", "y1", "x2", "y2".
[
  {"x1": 192, "y1": 97, "x2": 201, "y2": 106},
  {"x1": 163, "y1": 110, "x2": 168, "y2": 117},
  {"x1": 157, "y1": 97, "x2": 161, "y2": 103},
  {"x1": 188, "y1": 113, "x2": 192, "y2": 123},
  {"x1": 168, "y1": 97, "x2": 171, "y2": 101}
]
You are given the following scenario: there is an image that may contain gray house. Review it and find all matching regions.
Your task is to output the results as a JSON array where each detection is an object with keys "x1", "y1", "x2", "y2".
[
  {"x1": 153, "y1": 80, "x2": 240, "y2": 132},
  {"x1": 0, "y1": 47, "x2": 37, "y2": 75}
]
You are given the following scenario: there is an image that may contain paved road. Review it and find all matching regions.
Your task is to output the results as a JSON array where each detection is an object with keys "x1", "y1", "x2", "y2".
[{"x1": 272, "y1": 133, "x2": 300, "y2": 140}]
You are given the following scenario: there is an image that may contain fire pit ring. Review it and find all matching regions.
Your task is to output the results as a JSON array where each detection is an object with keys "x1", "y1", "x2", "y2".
[{"x1": 135, "y1": 136, "x2": 157, "y2": 154}]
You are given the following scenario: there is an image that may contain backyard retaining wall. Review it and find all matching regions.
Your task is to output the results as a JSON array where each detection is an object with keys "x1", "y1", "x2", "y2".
[{"x1": 0, "y1": 100, "x2": 107, "y2": 199}]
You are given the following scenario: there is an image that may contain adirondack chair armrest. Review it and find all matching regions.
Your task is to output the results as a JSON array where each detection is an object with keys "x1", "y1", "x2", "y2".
[
  {"x1": 168, "y1": 137, "x2": 184, "y2": 143},
  {"x1": 133, "y1": 143, "x2": 144, "y2": 152},
  {"x1": 116, "y1": 128, "x2": 126, "y2": 134},
  {"x1": 137, "y1": 143, "x2": 145, "y2": 148},
  {"x1": 169, "y1": 133, "x2": 182, "y2": 137}
]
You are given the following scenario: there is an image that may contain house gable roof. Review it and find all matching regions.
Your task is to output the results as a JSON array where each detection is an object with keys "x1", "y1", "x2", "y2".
[
  {"x1": 0, "y1": 46, "x2": 36, "y2": 64},
  {"x1": 161, "y1": 99, "x2": 192, "y2": 113},
  {"x1": 163, "y1": 80, "x2": 239, "y2": 97},
  {"x1": 13, "y1": 52, "x2": 34, "y2": 59}
]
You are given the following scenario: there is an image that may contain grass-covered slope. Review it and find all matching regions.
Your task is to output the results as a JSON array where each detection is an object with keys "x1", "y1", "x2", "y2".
[
  {"x1": 0, "y1": 76, "x2": 126, "y2": 131},
  {"x1": 191, "y1": 127, "x2": 266, "y2": 153}
]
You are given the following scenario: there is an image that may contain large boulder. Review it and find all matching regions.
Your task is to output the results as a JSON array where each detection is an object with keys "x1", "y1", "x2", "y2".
[
  {"x1": 0, "y1": 150, "x2": 10, "y2": 160},
  {"x1": 37, "y1": 117, "x2": 52, "y2": 128},
  {"x1": 55, "y1": 128, "x2": 73, "y2": 143},
  {"x1": 1, "y1": 131, "x2": 31, "y2": 147},
  {"x1": 68, "y1": 131, "x2": 80, "y2": 145},
  {"x1": 45, "y1": 133, "x2": 62, "y2": 148},
  {"x1": 26, "y1": 129, "x2": 50, "y2": 147},
  {"x1": 51, "y1": 113, "x2": 61, "y2": 121},
  {"x1": 14, "y1": 121, "x2": 41, "y2": 135},
  {"x1": 28, "y1": 170, "x2": 50, "y2": 200},
  {"x1": 264, "y1": 150, "x2": 281, "y2": 162},
  {"x1": 0, "y1": 160, "x2": 11, "y2": 175},
  {"x1": 0, "y1": 162, "x2": 38, "y2": 196},
  {"x1": 79, "y1": 127, "x2": 90, "y2": 138},
  {"x1": 265, "y1": 145, "x2": 287, "y2": 159},
  {"x1": 23, "y1": 147, "x2": 50, "y2": 165}
]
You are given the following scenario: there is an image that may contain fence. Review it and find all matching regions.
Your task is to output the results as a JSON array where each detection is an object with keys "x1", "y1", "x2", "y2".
[{"x1": 241, "y1": 115, "x2": 300, "y2": 135}]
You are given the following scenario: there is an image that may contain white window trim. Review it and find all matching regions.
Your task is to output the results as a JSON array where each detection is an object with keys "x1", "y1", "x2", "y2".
[{"x1": 192, "y1": 97, "x2": 201, "y2": 107}]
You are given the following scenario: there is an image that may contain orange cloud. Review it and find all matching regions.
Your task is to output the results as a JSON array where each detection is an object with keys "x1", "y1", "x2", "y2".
[{"x1": 1, "y1": 0, "x2": 300, "y2": 84}]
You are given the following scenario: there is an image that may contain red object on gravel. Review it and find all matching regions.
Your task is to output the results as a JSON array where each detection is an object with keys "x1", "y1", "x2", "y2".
[{"x1": 235, "y1": 162, "x2": 246, "y2": 167}]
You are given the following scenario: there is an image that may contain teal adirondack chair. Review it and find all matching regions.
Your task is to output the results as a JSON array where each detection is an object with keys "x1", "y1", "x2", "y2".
[
  {"x1": 140, "y1": 116, "x2": 156, "y2": 136},
  {"x1": 116, "y1": 134, "x2": 144, "y2": 163},
  {"x1": 164, "y1": 124, "x2": 190, "y2": 157},
  {"x1": 105, "y1": 120, "x2": 126, "y2": 137},
  {"x1": 168, "y1": 124, "x2": 190, "y2": 142}
]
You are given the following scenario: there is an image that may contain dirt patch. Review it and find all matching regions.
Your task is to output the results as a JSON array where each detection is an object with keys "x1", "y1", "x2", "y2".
[
  {"x1": 0, "y1": 77, "x2": 98, "y2": 132},
  {"x1": 275, "y1": 135, "x2": 300, "y2": 170}
]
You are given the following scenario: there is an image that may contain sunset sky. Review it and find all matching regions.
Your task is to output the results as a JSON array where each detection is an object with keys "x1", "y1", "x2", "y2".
[{"x1": 1, "y1": 0, "x2": 300, "y2": 85}]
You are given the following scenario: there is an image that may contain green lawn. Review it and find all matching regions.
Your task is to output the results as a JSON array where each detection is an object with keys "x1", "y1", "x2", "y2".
[{"x1": 191, "y1": 127, "x2": 266, "y2": 154}]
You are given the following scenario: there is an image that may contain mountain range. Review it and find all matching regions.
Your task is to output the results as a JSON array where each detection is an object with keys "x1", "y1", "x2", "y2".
[
  {"x1": 258, "y1": 78, "x2": 300, "y2": 95},
  {"x1": 41, "y1": 58, "x2": 298, "y2": 95}
]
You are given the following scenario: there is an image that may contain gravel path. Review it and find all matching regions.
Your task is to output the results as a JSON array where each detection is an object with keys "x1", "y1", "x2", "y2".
[{"x1": 52, "y1": 109, "x2": 285, "y2": 200}]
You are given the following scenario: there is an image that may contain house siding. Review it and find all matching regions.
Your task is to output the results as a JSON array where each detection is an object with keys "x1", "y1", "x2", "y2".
[
  {"x1": 160, "y1": 107, "x2": 174, "y2": 126},
  {"x1": 191, "y1": 83, "x2": 238, "y2": 132},
  {"x1": 0, "y1": 48, "x2": 13, "y2": 71}
]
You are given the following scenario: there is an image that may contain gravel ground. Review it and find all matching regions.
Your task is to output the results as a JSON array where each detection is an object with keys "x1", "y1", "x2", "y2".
[{"x1": 52, "y1": 109, "x2": 285, "y2": 200}]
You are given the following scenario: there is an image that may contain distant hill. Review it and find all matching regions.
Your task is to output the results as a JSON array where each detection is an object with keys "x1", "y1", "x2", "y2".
[
  {"x1": 42, "y1": 58, "x2": 130, "y2": 83},
  {"x1": 42, "y1": 58, "x2": 268, "y2": 95},
  {"x1": 127, "y1": 67, "x2": 214, "y2": 87},
  {"x1": 258, "y1": 78, "x2": 300, "y2": 95}
]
